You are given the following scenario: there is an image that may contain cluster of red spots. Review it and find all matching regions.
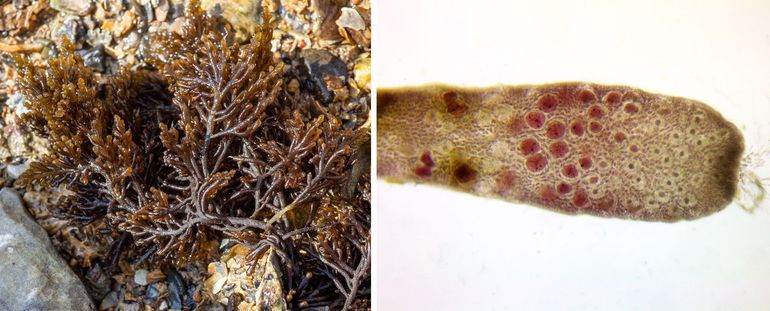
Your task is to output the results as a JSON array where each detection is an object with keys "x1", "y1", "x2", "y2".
[
  {"x1": 572, "y1": 189, "x2": 589, "y2": 208},
  {"x1": 539, "y1": 185, "x2": 558, "y2": 202},
  {"x1": 569, "y1": 119, "x2": 586, "y2": 136},
  {"x1": 442, "y1": 91, "x2": 467, "y2": 116},
  {"x1": 495, "y1": 170, "x2": 518, "y2": 194},
  {"x1": 549, "y1": 141, "x2": 569, "y2": 158},
  {"x1": 453, "y1": 163, "x2": 477, "y2": 183},
  {"x1": 506, "y1": 116, "x2": 527, "y2": 134},
  {"x1": 578, "y1": 156, "x2": 592, "y2": 170},
  {"x1": 538, "y1": 94, "x2": 558, "y2": 113},
  {"x1": 526, "y1": 153, "x2": 548, "y2": 172},
  {"x1": 545, "y1": 121, "x2": 566, "y2": 139},
  {"x1": 562, "y1": 163, "x2": 578, "y2": 178},
  {"x1": 588, "y1": 121, "x2": 603, "y2": 133},
  {"x1": 519, "y1": 138, "x2": 540, "y2": 155},
  {"x1": 587, "y1": 105, "x2": 605, "y2": 118},
  {"x1": 556, "y1": 182, "x2": 572, "y2": 195},
  {"x1": 414, "y1": 151, "x2": 435, "y2": 177},
  {"x1": 578, "y1": 89, "x2": 597, "y2": 103},
  {"x1": 624, "y1": 102, "x2": 639, "y2": 114},
  {"x1": 613, "y1": 132, "x2": 627, "y2": 142},
  {"x1": 603, "y1": 91, "x2": 621, "y2": 104},
  {"x1": 526, "y1": 111, "x2": 546, "y2": 128}
]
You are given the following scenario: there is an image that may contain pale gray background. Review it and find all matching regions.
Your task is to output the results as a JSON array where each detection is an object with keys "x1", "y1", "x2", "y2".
[{"x1": 374, "y1": 0, "x2": 770, "y2": 310}]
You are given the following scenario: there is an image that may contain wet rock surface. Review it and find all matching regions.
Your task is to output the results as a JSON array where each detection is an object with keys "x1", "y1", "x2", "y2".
[{"x1": 0, "y1": 188, "x2": 94, "y2": 310}]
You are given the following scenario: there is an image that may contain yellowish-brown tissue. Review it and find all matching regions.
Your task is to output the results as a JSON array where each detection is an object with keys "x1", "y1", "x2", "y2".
[{"x1": 377, "y1": 83, "x2": 760, "y2": 221}]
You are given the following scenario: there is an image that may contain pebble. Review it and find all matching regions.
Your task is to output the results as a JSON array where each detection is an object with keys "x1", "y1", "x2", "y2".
[
  {"x1": 118, "y1": 302, "x2": 140, "y2": 311},
  {"x1": 99, "y1": 291, "x2": 119, "y2": 310},
  {"x1": 50, "y1": 0, "x2": 94, "y2": 16},
  {"x1": 5, "y1": 93, "x2": 28, "y2": 115},
  {"x1": 134, "y1": 268, "x2": 149, "y2": 286},
  {"x1": 300, "y1": 49, "x2": 348, "y2": 104},
  {"x1": 146, "y1": 284, "x2": 160, "y2": 299},
  {"x1": 353, "y1": 56, "x2": 371, "y2": 91},
  {"x1": 336, "y1": 7, "x2": 366, "y2": 31},
  {"x1": 204, "y1": 262, "x2": 227, "y2": 294},
  {"x1": 77, "y1": 44, "x2": 106, "y2": 72},
  {"x1": 51, "y1": 15, "x2": 83, "y2": 44},
  {"x1": 165, "y1": 268, "x2": 186, "y2": 309},
  {"x1": 200, "y1": 0, "x2": 261, "y2": 41}
]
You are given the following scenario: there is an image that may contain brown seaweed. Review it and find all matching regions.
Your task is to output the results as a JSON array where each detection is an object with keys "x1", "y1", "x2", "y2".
[{"x1": 13, "y1": 1, "x2": 369, "y2": 309}]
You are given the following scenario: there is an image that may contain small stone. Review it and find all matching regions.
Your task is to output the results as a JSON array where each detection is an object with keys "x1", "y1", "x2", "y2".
[
  {"x1": 301, "y1": 49, "x2": 348, "y2": 104},
  {"x1": 205, "y1": 262, "x2": 228, "y2": 294},
  {"x1": 165, "y1": 268, "x2": 186, "y2": 309},
  {"x1": 6, "y1": 93, "x2": 29, "y2": 115},
  {"x1": 200, "y1": 0, "x2": 261, "y2": 41},
  {"x1": 134, "y1": 268, "x2": 149, "y2": 286},
  {"x1": 146, "y1": 268, "x2": 166, "y2": 283},
  {"x1": 99, "y1": 291, "x2": 118, "y2": 310},
  {"x1": 353, "y1": 56, "x2": 370, "y2": 91},
  {"x1": 311, "y1": 0, "x2": 343, "y2": 41},
  {"x1": 51, "y1": 15, "x2": 83, "y2": 44},
  {"x1": 146, "y1": 284, "x2": 161, "y2": 299},
  {"x1": 50, "y1": 0, "x2": 94, "y2": 16},
  {"x1": 254, "y1": 249, "x2": 287, "y2": 310},
  {"x1": 110, "y1": 9, "x2": 135, "y2": 37},
  {"x1": 154, "y1": 0, "x2": 169, "y2": 22},
  {"x1": 86, "y1": 28, "x2": 112, "y2": 47},
  {"x1": 118, "y1": 302, "x2": 140, "y2": 311},
  {"x1": 336, "y1": 7, "x2": 365, "y2": 31},
  {"x1": 77, "y1": 44, "x2": 106, "y2": 72}
]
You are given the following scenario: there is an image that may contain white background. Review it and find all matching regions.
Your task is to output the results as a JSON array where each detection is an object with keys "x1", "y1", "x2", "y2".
[{"x1": 373, "y1": 0, "x2": 770, "y2": 310}]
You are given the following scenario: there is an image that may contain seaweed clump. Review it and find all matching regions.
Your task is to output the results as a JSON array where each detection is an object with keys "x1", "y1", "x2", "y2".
[{"x1": 13, "y1": 2, "x2": 370, "y2": 309}]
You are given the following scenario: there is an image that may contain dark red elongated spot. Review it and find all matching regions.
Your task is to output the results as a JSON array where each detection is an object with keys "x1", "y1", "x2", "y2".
[
  {"x1": 589, "y1": 121, "x2": 603, "y2": 133},
  {"x1": 506, "y1": 116, "x2": 527, "y2": 134},
  {"x1": 545, "y1": 121, "x2": 566, "y2": 139},
  {"x1": 578, "y1": 89, "x2": 597, "y2": 103},
  {"x1": 588, "y1": 105, "x2": 605, "y2": 118},
  {"x1": 519, "y1": 138, "x2": 540, "y2": 155},
  {"x1": 415, "y1": 166, "x2": 431, "y2": 177},
  {"x1": 538, "y1": 94, "x2": 558, "y2": 113},
  {"x1": 562, "y1": 164, "x2": 578, "y2": 178},
  {"x1": 443, "y1": 91, "x2": 467, "y2": 116},
  {"x1": 570, "y1": 119, "x2": 585, "y2": 136},
  {"x1": 454, "y1": 163, "x2": 477, "y2": 183},
  {"x1": 624, "y1": 102, "x2": 639, "y2": 114},
  {"x1": 579, "y1": 157, "x2": 592, "y2": 170},
  {"x1": 614, "y1": 132, "x2": 626, "y2": 142},
  {"x1": 549, "y1": 141, "x2": 569, "y2": 158},
  {"x1": 420, "y1": 151, "x2": 434, "y2": 167},
  {"x1": 526, "y1": 111, "x2": 546, "y2": 129},
  {"x1": 557, "y1": 182, "x2": 572, "y2": 194},
  {"x1": 573, "y1": 189, "x2": 589, "y2": 208},
  {"x1": 526, "y1": 153, "x2": 548, "y2": 172},
  {"x1": 603, "y1": 91, "x2": 621, "y2": 104}
]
